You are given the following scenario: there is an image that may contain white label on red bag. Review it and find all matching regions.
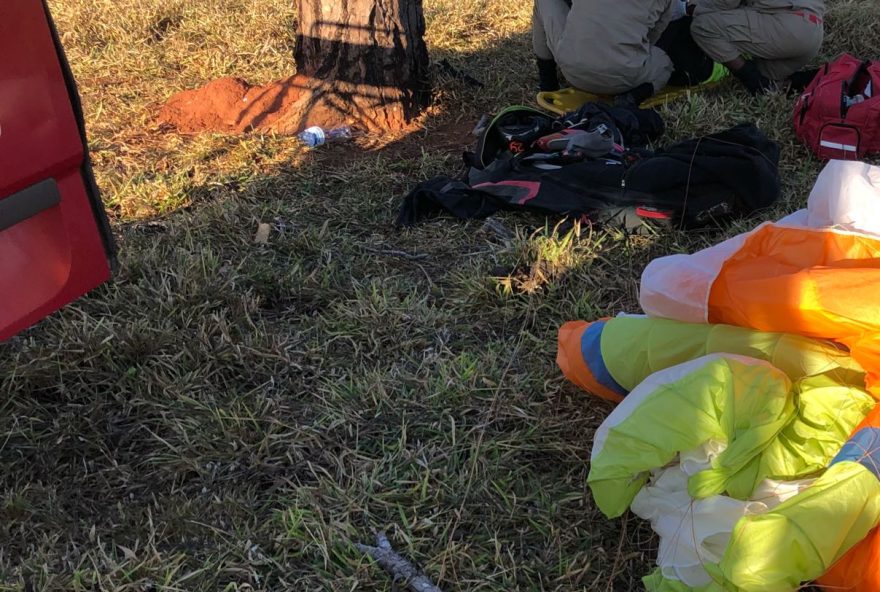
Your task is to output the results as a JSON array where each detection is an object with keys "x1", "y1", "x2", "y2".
[{"x1": 820, "y1": 140, "x2": 858, "y2": 152}]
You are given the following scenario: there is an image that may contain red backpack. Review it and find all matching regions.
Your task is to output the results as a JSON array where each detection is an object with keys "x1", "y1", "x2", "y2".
[{"x1": 793, "y1": 54, "x2": 880, "y2": 160}]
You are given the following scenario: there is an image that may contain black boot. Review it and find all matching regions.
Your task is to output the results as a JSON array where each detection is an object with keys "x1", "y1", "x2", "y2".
[
  {"x1": 537, "y1": 57, "x2": 560, "y2": 92},
  {"x1": 788, "y1": 68, "x2": 820, "y2": 94},
  {"x1": 613, "y1": 82, "x2": 655, "y2": 108},
  {"x1": 732, "y1": 60, "x2": 776, "y2": 95}
]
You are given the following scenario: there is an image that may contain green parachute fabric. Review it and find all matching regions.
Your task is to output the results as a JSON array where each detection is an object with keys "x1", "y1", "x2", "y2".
[
  {"x1": 600, "y1": 316, "x2": 865, "y2": 391},
  {"x1": 589, "y1": 354, "x2": 873, "y2": 517},
  {"x1": 712, "y1": 461, "x2": 880, "y2": 591},
  {"x1": 588, "y1": 351, "x2": 877, "y2": 590},
  {"x1": 557, "y1": 315, "x2": 865, "y2": 403}
]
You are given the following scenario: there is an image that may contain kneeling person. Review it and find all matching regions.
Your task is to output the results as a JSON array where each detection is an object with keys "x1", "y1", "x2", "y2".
[
  {"x1": 532, "y1": 0, "x2": 682, "y2": 104},
  {"x1": 689, "y1": 0, "x2": 824, "y2": 94}
]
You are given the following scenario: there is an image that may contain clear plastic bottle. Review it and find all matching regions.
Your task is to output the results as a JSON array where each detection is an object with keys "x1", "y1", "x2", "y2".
[{"x1": 297, "y1": 125, "x2": 353, "y2": 148}]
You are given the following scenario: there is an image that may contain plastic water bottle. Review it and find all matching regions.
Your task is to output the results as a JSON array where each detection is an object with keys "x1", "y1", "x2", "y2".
[{"x1": 297, "y1": 125, "x2": 353, "y2": 148}]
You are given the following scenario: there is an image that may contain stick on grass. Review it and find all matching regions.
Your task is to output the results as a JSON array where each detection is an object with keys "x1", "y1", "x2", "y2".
[{"x1": 356, "y1": 532, "x2": 441, "y2": 592}]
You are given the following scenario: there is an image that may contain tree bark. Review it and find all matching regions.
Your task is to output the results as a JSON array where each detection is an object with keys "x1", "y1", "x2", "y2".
[{"x1": 293, "y1": 0, "x2": 431, "y2": 130}]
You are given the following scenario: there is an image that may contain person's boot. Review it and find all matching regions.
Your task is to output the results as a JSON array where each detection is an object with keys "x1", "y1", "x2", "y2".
[
  {"x1": 788, "y1": 67, "x2": 820, "y2": 94},
  {"x1": 613, "y1": 82, "x2": 655, "y2": 108},
  {"x1": 732, "y1": 60, "x2": 777, "y2": 95},
  {"x1": 537, "y1": 57, "x2": 560, "y2": 92}
]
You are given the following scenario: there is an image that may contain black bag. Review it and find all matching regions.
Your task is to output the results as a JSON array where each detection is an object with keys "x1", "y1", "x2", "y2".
[{"x1": 396, "y1": 104, "x2": 780, "y2": 232}]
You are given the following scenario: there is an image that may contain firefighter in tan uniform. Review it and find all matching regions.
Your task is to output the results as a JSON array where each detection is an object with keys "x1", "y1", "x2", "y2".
[
  {"x1": 689, "y1": 0, "x2": 825, "y2": 93},
  {"x1": 532, "y1": 0, "x2": 684, "y2": 104}
]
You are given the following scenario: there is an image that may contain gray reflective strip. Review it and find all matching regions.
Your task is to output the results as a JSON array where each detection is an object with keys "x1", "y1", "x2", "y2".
[
  {"x1": 0, "y1": 179, "x2": 61, "y2": 232},
  {"x1": 820, "y1": 140, "x2": 858, "y2": 152}
]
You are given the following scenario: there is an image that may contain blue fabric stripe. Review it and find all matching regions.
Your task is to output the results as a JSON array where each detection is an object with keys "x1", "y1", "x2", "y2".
[
  {"x1": 580, "y1": 320, "x2": 627, "y2": 397},
  {"x1": 831, "y1": 427, "x2": 880, "y2": 480}
]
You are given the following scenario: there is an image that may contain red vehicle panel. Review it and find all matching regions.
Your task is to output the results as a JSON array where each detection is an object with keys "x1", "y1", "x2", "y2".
[{"x1": 0, "y1": 0, "x2": 115, "y2": 340}]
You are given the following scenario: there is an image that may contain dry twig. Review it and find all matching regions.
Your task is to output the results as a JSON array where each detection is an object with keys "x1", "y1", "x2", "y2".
[{"x1": 356, "y1": 532, "x2": 442, "y2": 592}]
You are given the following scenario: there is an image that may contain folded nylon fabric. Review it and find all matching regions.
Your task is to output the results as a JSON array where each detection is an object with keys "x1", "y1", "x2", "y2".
[
  {"x1": 559, "y1": 161, "x2": 880, "y2": 591},
  {"x1": 631, "y1": 454, "x2": 813, "y2": 588}
]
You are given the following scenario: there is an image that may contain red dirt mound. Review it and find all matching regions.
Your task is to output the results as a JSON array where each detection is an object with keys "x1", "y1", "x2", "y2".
[{"x1": 158, "y1": 74, "x2": 410, "y2": 135}]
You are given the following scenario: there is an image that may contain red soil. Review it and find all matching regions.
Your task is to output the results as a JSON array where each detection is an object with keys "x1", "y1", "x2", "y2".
[{"x1": 158, "y1": 74, "x2": 409, "y2": 135}]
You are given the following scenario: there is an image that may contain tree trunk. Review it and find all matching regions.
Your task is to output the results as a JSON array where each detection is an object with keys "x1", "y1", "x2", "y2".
[{"x1": 293, "y1": 0, "x2": 431, "y2": 131}]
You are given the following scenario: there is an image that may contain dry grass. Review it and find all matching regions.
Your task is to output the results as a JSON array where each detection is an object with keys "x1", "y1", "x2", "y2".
[{"x1": 1, "y1": 0, "x2": 879, "y2": 590}]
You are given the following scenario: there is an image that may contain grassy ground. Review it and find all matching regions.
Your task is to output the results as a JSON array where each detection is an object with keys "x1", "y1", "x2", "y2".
[{"x1": 2, "y1": 0, "x2": 879, "y2": 590}]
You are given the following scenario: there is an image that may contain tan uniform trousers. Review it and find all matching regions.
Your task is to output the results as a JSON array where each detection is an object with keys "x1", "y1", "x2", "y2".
[
  {"x1": 691, "y1": 8, "x2": 824, "y2": 80},
  {"x1": 532, "y1": 0, "x2": 677, "y2": 95}
]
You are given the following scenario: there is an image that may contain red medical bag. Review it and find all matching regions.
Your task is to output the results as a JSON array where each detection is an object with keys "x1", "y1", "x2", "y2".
[{"x1": 793, "y1": 53, "x2": 880, "y2": 160}]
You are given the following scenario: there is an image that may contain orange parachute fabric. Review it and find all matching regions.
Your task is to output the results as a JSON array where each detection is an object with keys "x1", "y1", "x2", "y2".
[
  {"x1": 708, "y1": 223, "x2": 880, "y2": 398},
  {"x1": 556, "y1": 319, "x2": 624, "y2": 403}
]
